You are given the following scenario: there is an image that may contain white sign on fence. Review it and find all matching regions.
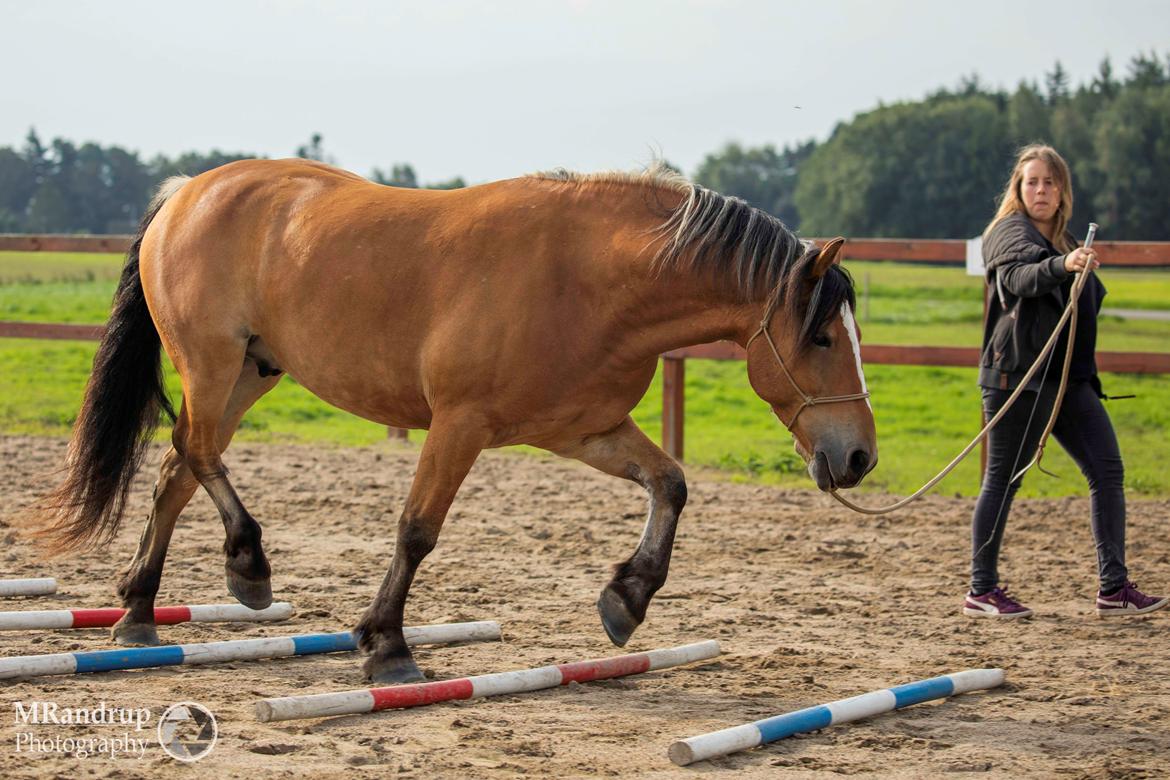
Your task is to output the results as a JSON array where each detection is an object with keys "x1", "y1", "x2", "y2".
[{"x1": 965, "y1": 237, "x2": 984, "y2": 277}]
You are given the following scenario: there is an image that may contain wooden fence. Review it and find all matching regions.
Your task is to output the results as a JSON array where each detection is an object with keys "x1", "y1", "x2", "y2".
[
  {"x1": 658, "y1": 237, "x2": 1170, "y2": 459},
  {"x1": 2, "y1": 234, "x2": 1169, "y2": 459}
]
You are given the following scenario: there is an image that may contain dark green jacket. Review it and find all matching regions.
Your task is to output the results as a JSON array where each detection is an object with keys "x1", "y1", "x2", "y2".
[{"x1": 978, "y1": 213, "x2": 1106, "y2": 394}]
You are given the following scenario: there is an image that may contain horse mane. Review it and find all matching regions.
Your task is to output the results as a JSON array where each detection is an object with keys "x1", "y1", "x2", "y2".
[
  {"x1": 527, "y1": 162, "x2": 692, "y2": 195},
  {"x1": 526, "y1": 163, "x2": 856, "y2": 352}
]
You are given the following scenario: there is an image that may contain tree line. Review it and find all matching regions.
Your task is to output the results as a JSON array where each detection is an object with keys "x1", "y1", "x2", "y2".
[
  {"x1": 1, "y1": 54, "x2": 1167, "y2": 239},
  {"x1": 712, "y1": 53, "x2": 1169, "y2": 240},
  {"x1": 0, "y1": 132, "x2": 466, "y2": 234}
]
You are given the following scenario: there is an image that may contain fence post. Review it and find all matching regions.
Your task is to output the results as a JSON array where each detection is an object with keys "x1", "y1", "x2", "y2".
[{"x1": 662, "y1": 356, "x2": 685, "y2": 461}]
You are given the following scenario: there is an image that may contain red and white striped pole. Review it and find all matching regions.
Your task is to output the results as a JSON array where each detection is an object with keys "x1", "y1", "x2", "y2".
[
  {"x1": 0, "y1": 602, "x2": 294, "y2": 630},
  {"x1": 256, "y1": 639, "x2": 720, "y2": 722}
]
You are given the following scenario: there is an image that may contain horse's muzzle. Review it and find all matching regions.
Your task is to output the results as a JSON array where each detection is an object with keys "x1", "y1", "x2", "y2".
[{"x1": 808, "y1": 447, "x2": 876, "y2": 491}]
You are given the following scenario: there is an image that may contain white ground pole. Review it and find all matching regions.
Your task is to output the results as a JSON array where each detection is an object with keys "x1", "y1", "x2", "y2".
[
  {"x1": 0, "y1": 620, "x2": 501, "y2": 679},
  {"x1": 256, "y1": 639, "x2": 721, "y2": 722},
  {"x1": 668, "y1": 668, "x2": 1005, "y2": 766},
  {"x1": 0, "y1": 578, "x2": 58, "y2": 597}
]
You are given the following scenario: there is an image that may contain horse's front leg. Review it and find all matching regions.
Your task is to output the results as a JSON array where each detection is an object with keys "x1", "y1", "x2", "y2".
[
  {"x1": 554, "y1": 416, "x2": 687, "y2": 646},
  {"x1": 356, "y1": 418, "x2": 486, "y2": 684}
]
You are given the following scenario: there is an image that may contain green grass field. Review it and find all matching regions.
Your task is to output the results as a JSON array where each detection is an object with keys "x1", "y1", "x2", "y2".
[
  {"x1": 3, "y1": 252, "x2": 1168, "y2": 498},
  {"x1": 845, "y1": 261, "x2": 1170, "y2": 352}
]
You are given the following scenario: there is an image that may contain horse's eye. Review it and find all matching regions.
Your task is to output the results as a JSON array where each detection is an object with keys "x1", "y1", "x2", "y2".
[{"x1": 812, "y1": 333, "x2": 831, "y2": 348}]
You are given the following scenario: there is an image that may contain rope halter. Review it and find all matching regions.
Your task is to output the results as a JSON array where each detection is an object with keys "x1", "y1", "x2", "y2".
[{"x1": 745, "y1": 294, "x2": 870, "y2": 430}]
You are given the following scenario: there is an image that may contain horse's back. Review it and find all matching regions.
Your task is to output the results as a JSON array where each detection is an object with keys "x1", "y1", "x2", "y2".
[
  {"x1": 142, "y1": 158, "x2": 556, "y2": 301},
  {"x1": 139, "y1": 159, "x2": 659, "y2": 438}
]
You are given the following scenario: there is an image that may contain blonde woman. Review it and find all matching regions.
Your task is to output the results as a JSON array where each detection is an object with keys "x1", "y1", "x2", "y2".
[{"x1": 964, "y1": 144, "x2": 1166, "y2": 619}]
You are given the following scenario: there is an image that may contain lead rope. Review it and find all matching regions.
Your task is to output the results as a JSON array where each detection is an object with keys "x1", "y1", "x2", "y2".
[
  {"x1": 1010, "y1": 224, "x2": 1098, "y2": 481},
  {"x1": 829, "y1": 223, "x2": 1098, "y2": 516}
]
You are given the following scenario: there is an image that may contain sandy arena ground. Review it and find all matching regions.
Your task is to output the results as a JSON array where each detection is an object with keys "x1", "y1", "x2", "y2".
[{"x1": 1, "y1": 434, "x2": 1168, "y2": 779}]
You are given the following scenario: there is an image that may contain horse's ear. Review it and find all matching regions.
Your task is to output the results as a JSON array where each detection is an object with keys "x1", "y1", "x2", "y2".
[{"x1": 811, "y1": 237, "x2": 846, "y2": 278}]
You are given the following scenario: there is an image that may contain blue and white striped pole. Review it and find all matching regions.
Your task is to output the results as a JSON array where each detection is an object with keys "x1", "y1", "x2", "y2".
[
  {"x1": 668, "y1": 668, "x2": 1004, "y2": 766},
  {"x1": 0, "y1": 620, "x2": 500, "y2": 679}
]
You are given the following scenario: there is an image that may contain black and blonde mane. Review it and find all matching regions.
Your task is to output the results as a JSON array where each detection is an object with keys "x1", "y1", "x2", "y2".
[{"x1": 528, "y1": 165, "x2": 856, "y2": 351}]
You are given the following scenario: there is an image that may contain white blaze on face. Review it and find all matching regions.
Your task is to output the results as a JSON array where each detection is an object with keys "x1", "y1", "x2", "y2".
[{"x1": 840, "y1": 302, "x2": 871, "y2": 409}]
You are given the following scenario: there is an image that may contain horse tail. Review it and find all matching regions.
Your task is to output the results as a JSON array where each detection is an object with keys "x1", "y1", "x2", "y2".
[{"x1": 36, "y1": 176, "x2": 190, "y2": 553}]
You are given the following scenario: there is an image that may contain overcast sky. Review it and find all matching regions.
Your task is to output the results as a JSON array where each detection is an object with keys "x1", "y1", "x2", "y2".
[{"x1": 2, "y1": 1, "x2": 1167, "y2": 184}]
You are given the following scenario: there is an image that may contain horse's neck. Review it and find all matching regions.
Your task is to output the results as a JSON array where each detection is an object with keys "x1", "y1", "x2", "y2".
[
  {"x1": 611, "y1": 264, "x2": 760, "y2": 360},
  {"x1": 567, "y1": 180, "x2": 761, "y2": 360}
]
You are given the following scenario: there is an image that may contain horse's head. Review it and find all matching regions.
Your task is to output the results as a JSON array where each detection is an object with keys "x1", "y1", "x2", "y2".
[{"x1": 745, "y1": 238, "x2": 877, "y2": 491}]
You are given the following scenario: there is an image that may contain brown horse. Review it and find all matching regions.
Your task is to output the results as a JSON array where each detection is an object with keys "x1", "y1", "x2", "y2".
[{"x1": 38, "y1": 159, "x2": 876, "y2": 683}]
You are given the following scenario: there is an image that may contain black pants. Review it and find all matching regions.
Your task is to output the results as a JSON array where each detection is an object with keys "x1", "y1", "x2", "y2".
[{"x1": 970, "y1": 380, "x2": 1127, "y2": 594}]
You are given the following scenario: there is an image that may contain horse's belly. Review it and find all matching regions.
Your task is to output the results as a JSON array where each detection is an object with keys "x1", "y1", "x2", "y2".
[
  {"x1": 484, "y1": 363, "x2": 659, "y2": 449},
  {"x1": 294, "y1": 369, "x2": 433, "y2": 429},
  {"x1": 257, "y1": 331, "x2": 434, "y2": 430}
]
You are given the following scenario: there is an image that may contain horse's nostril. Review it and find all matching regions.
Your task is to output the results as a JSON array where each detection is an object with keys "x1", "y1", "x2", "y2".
[{"x1": 848, "y1": 449, "x2": 871, "y2": 477}]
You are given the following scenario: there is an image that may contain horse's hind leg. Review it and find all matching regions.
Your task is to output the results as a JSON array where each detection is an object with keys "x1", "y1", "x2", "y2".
[
  {"x1": 356, "y1": 416, "x2": 486, "y2": 683},
  {"x1": 180, "y1": 348, "x2": 281, "y2": 610},
  {"x1": 111, "y1": 446, "x2": 198, "y2": 645},
  {"x1": 112, "y1": 358, "x2": 282, "y2": 644},
  {"x1": 553, "y1": 416, "x2": 687, "y2": 647}
]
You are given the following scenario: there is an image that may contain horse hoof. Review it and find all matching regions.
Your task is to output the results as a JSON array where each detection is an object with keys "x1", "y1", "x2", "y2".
[
  {"x1": 597, "y1": 585, "x2": 639, "y2": 647},
  {"x1": 226, "y1": 570, "x2": 273, "y2": 610},
  {"x1": 364, "y1": 654, "x2": 427, "y2": 685},
  {"x1": 111, "y1": 619, "x2": 160, "y2": 647}
]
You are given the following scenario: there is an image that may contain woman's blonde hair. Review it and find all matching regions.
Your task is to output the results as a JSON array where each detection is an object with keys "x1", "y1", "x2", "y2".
[{"x1": 985, "y1": 144, "x2": 1076, "y2": 252}]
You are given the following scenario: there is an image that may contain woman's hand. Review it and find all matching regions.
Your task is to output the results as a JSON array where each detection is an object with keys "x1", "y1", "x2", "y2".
[{"x1": 1064, "y1": 246, "x2": 1099, "y2": 273}]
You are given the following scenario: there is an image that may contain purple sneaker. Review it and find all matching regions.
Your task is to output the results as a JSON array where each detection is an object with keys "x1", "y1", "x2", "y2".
[
  {"x1": 963, "y1": 586, "x2": 1033, "y2": 619},
  {"x1": 1096, "y1": 582, "x2": 1169, "y2": 618}
]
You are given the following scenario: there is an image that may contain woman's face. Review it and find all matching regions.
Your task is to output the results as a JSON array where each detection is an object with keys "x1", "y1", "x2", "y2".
[{"x1": 1019, "y1": 159, "x2": 1060, "y2": 223}]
